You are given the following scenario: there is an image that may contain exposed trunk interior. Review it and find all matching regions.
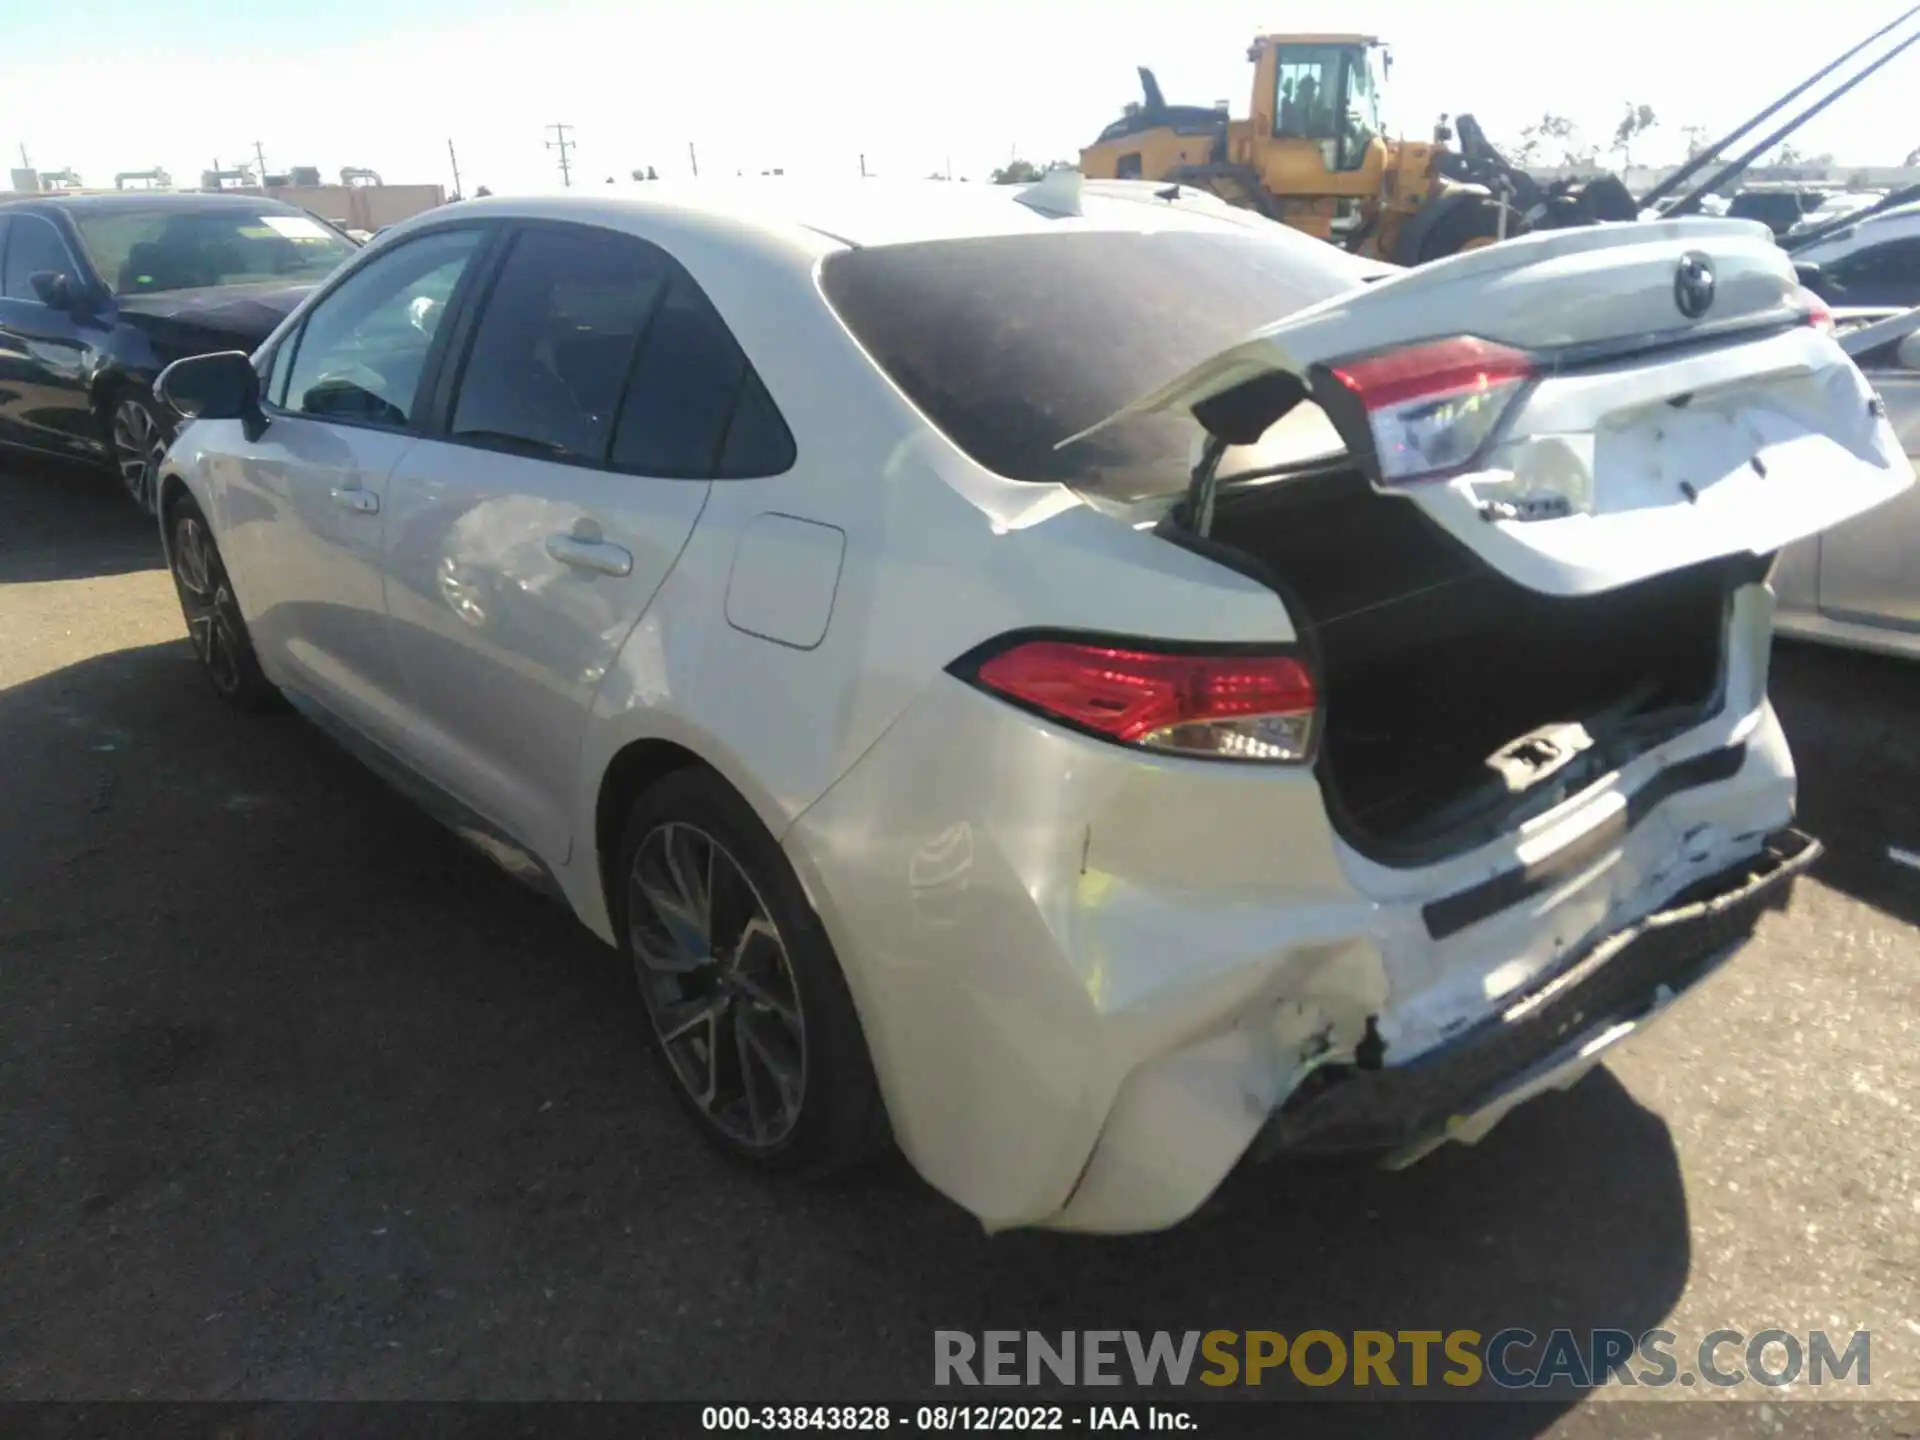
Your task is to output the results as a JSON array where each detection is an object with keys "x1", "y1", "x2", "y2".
[{"x1": 1192, "y1": 468, "x2": 1756, "y2": 863}]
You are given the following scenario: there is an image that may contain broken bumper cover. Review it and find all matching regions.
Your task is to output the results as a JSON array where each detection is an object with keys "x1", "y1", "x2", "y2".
[{"x1": 1254, "y1": 826, "x2": 1821, "y2": 1164}]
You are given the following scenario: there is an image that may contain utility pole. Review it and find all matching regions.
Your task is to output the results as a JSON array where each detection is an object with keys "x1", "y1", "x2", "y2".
[
  {"x1": 688, "y1": 140, "x2": 699, "y2": 178},
  {"x1": 18, "y1": 143, "x2": 29, "y2": 168},
  {"x1": 546, "y1": 123, "x2": 576, "y2": 187},
  {"x1": 253, "y1": 139, "x2": 269, "y2": 183},
  {"x1": 859, "y1": 153, "x2": 868, "y2": 178},
  {"x1": 448, "y1": 137, "x2": 464, "y2": 198}
]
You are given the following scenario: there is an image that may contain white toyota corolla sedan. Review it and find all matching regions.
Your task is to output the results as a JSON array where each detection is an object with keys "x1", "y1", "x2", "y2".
[{"x1": 150, "y1": 178, "x2": 1910, "y2": 1234}]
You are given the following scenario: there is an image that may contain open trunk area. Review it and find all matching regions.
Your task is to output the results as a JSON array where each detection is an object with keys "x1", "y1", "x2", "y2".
[{"x1": 1198, "y1": 469, "x2": 1755, "y2": 863}]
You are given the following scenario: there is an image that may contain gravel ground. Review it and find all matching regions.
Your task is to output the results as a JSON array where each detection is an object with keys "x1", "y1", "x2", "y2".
[{"x1": 1, "y1": 460, "x2": 1915, "y2": 1436}]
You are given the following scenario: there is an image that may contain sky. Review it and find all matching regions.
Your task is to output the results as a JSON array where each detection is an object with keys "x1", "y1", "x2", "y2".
[{"x1": 3, "y1": 0, "x2": 1916, "y2": 197}]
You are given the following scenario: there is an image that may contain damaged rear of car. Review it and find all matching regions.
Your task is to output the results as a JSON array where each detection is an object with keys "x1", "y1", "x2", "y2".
[{"x1": 794, "y1": 210, "x2": 1909, "y2": 1234}]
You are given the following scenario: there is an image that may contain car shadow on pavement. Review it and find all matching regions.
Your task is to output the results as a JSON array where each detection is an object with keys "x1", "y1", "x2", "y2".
[
  {"x1": 0, "y1": 459, "x2": 164, "y2": 584},
  {"x1": 0, "y1": 642, "x2": 1691, "y2": 1430},
  {"x1": 1771, "y1": 640, "x2": 1920, "y2": 930}
]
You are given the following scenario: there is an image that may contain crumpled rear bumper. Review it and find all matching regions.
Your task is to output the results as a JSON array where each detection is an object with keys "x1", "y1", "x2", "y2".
[{"x1": 1253, "y1": 827, "x2": 1821, "y2": 1165}]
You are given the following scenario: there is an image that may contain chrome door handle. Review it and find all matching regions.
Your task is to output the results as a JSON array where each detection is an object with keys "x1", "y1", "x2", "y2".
[
  {"x1": 330, "y1": 486, "x2": 379, "y2": 515},
  {"x1": 545, "y1": 533, "x2": 633, "y2": 577}
]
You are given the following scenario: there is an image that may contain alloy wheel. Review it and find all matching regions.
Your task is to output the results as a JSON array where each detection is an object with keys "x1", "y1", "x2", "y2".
[
  {"x1": 171, "y1": 516, "x2": 245, "y2": 697},
  {"x1": 112, "y1": 399, "x2": 169, "y2": 515},
  {"x1": 627, "y1": 821, "x2": 808, "y2": 1149}
]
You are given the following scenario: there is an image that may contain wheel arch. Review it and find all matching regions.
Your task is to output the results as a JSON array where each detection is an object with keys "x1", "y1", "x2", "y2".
[
  {"x1": 154, "y1": 468, "x2": 196, "y2": 563},
  {"x1": 586, "y1": 715, "x2": 858, "y2": 947},
  {"x1": 87, "y1": 358, "x2": 161, "y2": 434},
  {"x1": 594, "y1": 737, "x2": 709, "y2": 928}
]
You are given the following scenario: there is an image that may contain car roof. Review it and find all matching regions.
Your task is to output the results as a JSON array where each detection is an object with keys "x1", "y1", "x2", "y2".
[
  {"x1": 432, "y1": 175, "x2": 1338, "y2": 255},
  {"x1": 0, "y1": 191, "x2": 304, "y2": 215}
]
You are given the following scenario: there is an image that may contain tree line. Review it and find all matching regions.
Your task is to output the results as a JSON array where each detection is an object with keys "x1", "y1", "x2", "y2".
[{"x1": 1504, "y1": 103, "x2": 1836, "y2": 173}]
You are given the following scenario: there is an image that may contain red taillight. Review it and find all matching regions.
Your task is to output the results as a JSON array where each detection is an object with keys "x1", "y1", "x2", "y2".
[
  {"x1": 968, "y1": 639, "x2": 1317, "y2": 763},
  {"x1": 1327, "y1": 335, "x2": 1535, "y2": 485},
  {"x1": 1331, "y1": 336, "x2": 1535, "y2": 410},
  {"x1": 1800, "y1": 295, "x2": 1835, "y2": 334}
]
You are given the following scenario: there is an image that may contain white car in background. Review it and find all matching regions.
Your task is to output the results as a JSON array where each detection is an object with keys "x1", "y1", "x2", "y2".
[
  {"x1": 150, "y1": 183, "x2": 1908, "y2": 1234},
  {"x1": 1785, "y1": 190, "x2": 1886, "y2": 239},
  {"x1": 1791, "y1": 200, "x2": 1920, "y2": 308},
  {"x1": 1774, "y1": 305, "x2": 1920, "y2": 658}
]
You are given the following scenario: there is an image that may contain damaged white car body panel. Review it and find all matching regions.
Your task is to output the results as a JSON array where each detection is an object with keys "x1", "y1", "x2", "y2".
[
  {"x1": 790, "y1": 218, "x2": 1882, "y2": 1233},
  {"x1": 1065, "y1": 221, "x2": 1912, "y2": 597},
  {"x1": 788, "y1": 587, "x2": 1801, "y2": 1234}
]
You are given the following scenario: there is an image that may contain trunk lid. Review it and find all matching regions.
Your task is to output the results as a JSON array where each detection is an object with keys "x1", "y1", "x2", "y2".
[{"x1": 1066, "y1": 220, "x2": 1914, "y2": 596}]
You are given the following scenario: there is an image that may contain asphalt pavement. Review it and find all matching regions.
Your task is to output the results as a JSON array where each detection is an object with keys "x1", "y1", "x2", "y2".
[{"x1": 1, "y1": 459, "x2": 1916, "y2": 1435}]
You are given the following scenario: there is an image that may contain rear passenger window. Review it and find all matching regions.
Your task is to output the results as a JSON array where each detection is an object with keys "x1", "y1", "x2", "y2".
[
  {"x1": 451, "y1": 227, "x2": 669, "y2": 461},
  {"x1": 447, "y1": 223, "x2": 795, "y2": 477},
  {"x1": 716, "y1": 370, "x2": 797, "y2": 478},
  {"x1": 612, "y1": 275, "x2": 774, "y2": 476}
]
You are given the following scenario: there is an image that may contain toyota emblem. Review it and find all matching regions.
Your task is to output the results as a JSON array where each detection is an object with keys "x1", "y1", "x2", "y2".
[{"x1": 1674, "y1": 252, "x2": 1716, "y2": 319}]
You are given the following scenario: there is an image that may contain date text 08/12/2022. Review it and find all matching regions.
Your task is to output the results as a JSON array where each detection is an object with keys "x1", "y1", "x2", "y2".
[{"x1": 702, "y1": 1406, "x2": 1195, "y2": 1432}]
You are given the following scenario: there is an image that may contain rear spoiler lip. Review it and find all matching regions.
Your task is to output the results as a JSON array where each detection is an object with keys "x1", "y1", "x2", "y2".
[
  {"x1": 1054, "y1": 219, "x2": 1789, "y2": 452},
  {"x1": 1057, "y1": 301, "x2": 1828, "y2": 455}
]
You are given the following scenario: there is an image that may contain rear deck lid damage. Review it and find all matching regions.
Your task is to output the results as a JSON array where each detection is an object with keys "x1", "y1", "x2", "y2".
[{"x1": 1064, "y1": 220, "x2": 1913, "y2": 596}]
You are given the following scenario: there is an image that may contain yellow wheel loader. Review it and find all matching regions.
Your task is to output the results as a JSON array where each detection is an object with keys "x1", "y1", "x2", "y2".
[
  {"x1": 1078, "y1": 35, "x2": 1637, "y2": 265},
  {"x1": 1079, "y1": 16, "x2": 1917, "y2": 266}
]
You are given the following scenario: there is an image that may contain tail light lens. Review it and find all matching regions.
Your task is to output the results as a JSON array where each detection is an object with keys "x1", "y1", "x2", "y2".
[
  {"x1": 1797, "y1": 292, "x2": 1835, "y2": 333},
  {"x1": 962, "y1": 638, "x2": 1317, "y2": 763},
  {"x1": 1326, "y1": 335, "x2": 1535, "y2": 484}
]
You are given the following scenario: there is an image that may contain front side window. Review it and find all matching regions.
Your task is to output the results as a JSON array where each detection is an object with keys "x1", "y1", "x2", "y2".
[
  {"x1": 3, "y1": 215, "x2": 76, "y2": 300},
  {"x1": 1273, "y1": 46, "x2": 1341, "y2": 140},
  {"x1": 72, "y1": 206, "x2": 356, "y2": 296},
  {"x1": 451, "y1": 226, "x2": 670, "y2": 462},
  {"x1": 281, "y1": 227, "x2": 483, "y2": 428}
]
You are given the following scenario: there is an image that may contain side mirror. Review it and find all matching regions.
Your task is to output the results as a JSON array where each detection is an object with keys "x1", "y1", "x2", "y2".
[
  {"x1": 1899, "y1": 331, "x2": 1920, "y2": 373},
  {"x1": 28, "y1": 271, "x2": 77, "y2": 309},
  {"x1": 155, "y1": 351, "x2": 263, "y2": 430}
]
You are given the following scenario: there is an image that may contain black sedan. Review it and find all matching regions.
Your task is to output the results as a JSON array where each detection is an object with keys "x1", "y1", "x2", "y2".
[{"x1": 0, "y1": 191, "x2": 357, "y2": 513}]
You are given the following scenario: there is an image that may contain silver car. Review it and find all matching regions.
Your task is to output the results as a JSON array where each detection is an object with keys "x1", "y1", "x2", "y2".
[{"x1": 1774, "y1": 307, "x2": 1920, "y2": 658}]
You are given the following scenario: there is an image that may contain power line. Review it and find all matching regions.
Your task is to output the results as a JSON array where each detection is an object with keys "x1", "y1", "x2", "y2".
[{"x1": 546, "y1": 122, "x2": 576, "y2": 188}]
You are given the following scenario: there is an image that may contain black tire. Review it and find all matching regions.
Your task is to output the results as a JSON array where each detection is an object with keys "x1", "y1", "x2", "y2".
[
  {"x1": 110, "y1": 392, "x2": 173, "y2": 517},
  {"x1": 1417, "y1": 196, "x2": 1525, "y2": 264},
  {"x1": 164, "y1": 494, "x2": 280, "y2": 713},
  {"x1": 614, "y1": 767, "x2": 887, "y2": 1174}
]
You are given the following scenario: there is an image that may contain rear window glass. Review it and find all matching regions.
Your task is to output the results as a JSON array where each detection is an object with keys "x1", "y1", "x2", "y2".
[{"x1": 818, "y1": 229, "x2": 1370, "y2": 499}]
